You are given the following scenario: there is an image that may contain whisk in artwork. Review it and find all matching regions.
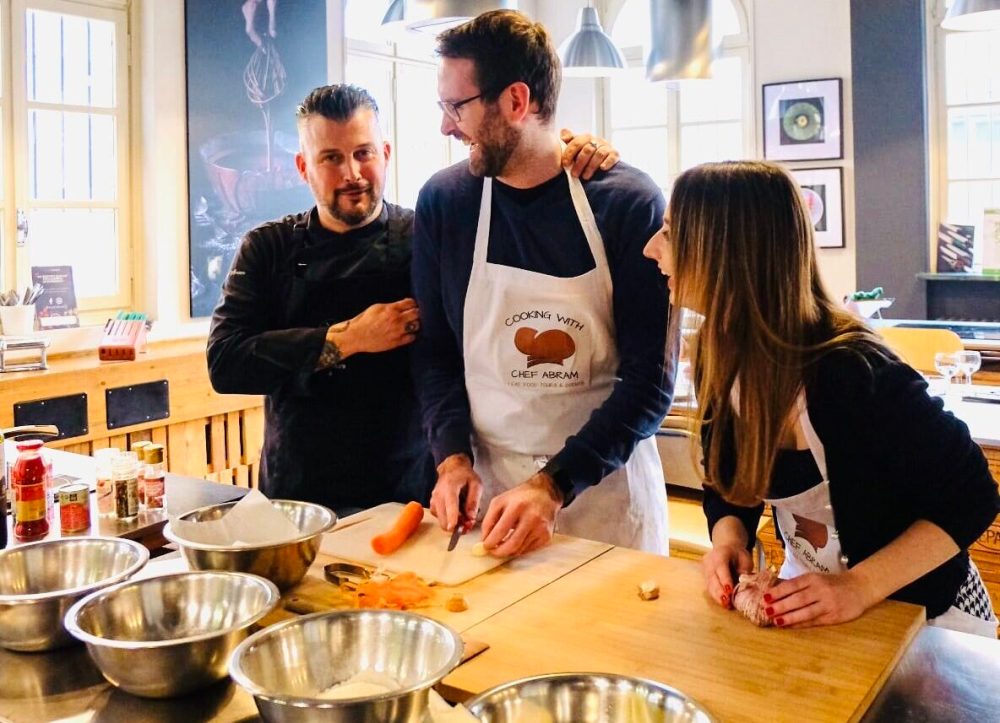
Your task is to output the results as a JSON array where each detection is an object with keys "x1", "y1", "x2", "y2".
[{"x1": 185, "y1": 0, "x2": 326, "y2": 317}]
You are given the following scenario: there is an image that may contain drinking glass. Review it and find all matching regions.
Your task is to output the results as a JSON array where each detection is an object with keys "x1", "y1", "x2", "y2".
[
  {"x1": 956, "y1": 350, "x2": 982, "y2": 390},
  {"x1": 933, "y1": 352, "x2": 959, "y2": 394}
]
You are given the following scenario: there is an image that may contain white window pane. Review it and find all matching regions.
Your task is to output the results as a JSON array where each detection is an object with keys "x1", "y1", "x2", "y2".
[
  {"x1": 610, "y1": 68, "x2": 668, "y2": 128},
  {"x1": 28, "y1": 209, "x2": 119, "y2": 298},
  {"x1": 679, "y1": 56, "x2": 742, "y2": 123},
  {"x1": 611, "y1": 128, "x2": 669, "y2": 189},
  {"x1": 947, "y1": 106, "x2": 1000, "y2": 180},
  {"x1": 948, "y1": 111, "x2": 969, "y2": 179},
  {"x1": 346, "y1": 0, "x2": 393, "y2": 43},
  {"x1": 680, "y1": 122, "x2": 742, "y2": 170},
  {"x1": 28, "y1": 110, "x2": 117, "y2": 201},
  {"x1": 394, "y1": 63, "x2": 450, "y2": 208},
  {"x1": 26, "y1": 9, "x2": 116, "y2": 107}
]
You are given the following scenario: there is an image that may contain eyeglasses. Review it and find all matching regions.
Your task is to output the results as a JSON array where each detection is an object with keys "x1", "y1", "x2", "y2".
[{"x1": 437, "y1": 93, "x2": 482, "y2": 123}]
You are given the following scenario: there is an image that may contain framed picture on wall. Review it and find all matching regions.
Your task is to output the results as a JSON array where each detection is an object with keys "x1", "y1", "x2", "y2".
[
  {"x1": 791, "y1": 167, "x2": 845, "y2": 248},
  {"x1": 762, "y1": 78, "x2": 843, "y2": 161}
]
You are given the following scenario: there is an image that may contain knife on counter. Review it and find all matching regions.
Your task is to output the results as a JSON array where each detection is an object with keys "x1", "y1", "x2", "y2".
[{"x1": 447, "y1": 487, "x2": 468, "y2": 552}]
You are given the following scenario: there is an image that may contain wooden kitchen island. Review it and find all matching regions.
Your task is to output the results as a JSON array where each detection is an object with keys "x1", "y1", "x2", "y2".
[{"x1": 6, "y1": 527, "x2": 996, "y2": 723}]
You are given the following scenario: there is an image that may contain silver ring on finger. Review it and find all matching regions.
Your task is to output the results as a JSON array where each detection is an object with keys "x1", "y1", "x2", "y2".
[
  {"x1": 405, "y1": 320, "x2": 420, "y2": 334},
  {"x1": 588, "y1": 139, "x2": 599, "y2": 149}
]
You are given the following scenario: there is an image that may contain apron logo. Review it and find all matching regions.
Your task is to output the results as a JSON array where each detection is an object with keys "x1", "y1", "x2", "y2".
[
  {"x1": 791, "y1": 513, "x2": 828, "y2": 551},
  {"x1": 514, "y1": 327, "x2": 575, "y2": 368}
]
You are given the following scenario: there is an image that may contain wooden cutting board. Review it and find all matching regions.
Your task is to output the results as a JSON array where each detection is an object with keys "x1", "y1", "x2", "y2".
[
  {"x1": 441, "y1": 546, "x2": 926, "y2": 722},
  {"x1": 320, "y1": 503, "x2": 508, "y2": 586}
]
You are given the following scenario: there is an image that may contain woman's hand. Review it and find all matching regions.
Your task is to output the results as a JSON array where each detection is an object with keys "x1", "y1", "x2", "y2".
[
  {"x1": 763, "y1": 570, "x2": 876, "y2": 628},
  {"x1": 702, "y1": 542, "x2": 753, "y2": 609}
]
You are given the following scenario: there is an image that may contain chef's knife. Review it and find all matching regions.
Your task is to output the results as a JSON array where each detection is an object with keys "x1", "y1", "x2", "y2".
[{"x1": 447, "y1": 487, "x2": 468, "y2": 552}]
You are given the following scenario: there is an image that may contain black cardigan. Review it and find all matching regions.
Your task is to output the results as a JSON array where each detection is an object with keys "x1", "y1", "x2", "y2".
[{"x1": 703, "y1": 347, "x2": 1000, "y2": 618}]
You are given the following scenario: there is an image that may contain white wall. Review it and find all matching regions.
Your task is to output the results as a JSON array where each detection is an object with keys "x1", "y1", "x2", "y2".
[{"x1": 752, "y1": 0, "x2": 856, "y2": 300}]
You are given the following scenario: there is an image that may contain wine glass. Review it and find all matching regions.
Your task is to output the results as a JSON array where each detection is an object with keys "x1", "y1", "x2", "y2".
[
  {"x1": 933, "y1": 352, "x2": 959, "y2": 395},
  {"x1": 956, "y1": 350, "x2": 982, "y2": 391}
]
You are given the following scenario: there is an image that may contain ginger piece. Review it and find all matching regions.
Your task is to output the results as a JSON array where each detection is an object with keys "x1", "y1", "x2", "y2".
[
  {"x1": 445, "y1": 593, "x2": 468, "y2": 612},
  {"x1": 471, "y1": 542, "x2": 488, "y2": 557},
  {"x1": 637, "y1": 579, "x2": 660, "y2": 601}
]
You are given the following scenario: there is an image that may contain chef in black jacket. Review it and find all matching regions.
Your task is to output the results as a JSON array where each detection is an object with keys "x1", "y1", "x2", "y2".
[{"x1": 208, "y1": 84, "x2": 618, "y2": 516}]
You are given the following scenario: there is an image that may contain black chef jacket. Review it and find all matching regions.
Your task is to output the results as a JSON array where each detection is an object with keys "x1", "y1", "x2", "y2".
[{"x1": 207, "y1": 204, "x2": 434, "y2": 514}]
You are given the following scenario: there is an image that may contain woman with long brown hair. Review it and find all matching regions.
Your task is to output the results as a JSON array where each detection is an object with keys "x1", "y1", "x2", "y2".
[{"x1": 644, "y1": 160, "x2": 999, "y2": 635}]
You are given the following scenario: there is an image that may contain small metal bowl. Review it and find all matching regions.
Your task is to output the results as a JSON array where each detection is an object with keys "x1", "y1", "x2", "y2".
[
  {"x1": 0, "y1": 537, "x2": 149, "y2": 652},
  {"x1": 162, "y1": 499, "x2": 337, "y2": 590},
  {"x1": 229, "y1": 609, "x2": 464, "y2": 722},
  {"x1": 64, "y1": 571, "x2": 280, "y2": 698},
  {"x1": 466, "y1": 672, "x2": 717, "y2": 723}
]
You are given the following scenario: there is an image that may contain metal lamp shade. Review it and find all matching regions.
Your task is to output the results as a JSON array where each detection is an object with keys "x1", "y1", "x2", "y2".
[
  {"x1": 558, "y1": 6, "x2": 626, "y2": 77},
  {"x1": 381, "y1": 0, "x2": 519, "y2": 34},
  {"x1": 941, "y1": 0, "x2": 1000, "y2": 30},
  {"x1": 646, "y1": 0, "x2": 713, "y2": 81}
]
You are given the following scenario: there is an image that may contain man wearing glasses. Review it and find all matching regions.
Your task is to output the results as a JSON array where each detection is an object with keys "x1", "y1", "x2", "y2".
[
  {"x1": 413, "y1": 11, "x2": 675, "y2": 557},
  {"x1": 208, "y1": 83, "x2": 616, "y2": 517}
]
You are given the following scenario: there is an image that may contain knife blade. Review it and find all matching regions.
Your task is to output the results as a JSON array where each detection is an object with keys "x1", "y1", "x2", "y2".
[{"x1": 447, "y1": 487, "x2": 468, "y2": 552}]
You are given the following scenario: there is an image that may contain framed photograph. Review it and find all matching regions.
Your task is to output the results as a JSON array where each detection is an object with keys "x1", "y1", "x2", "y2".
[
  {"x1": 762, "y1": 78, "x2": 843, "y2": 161},
  {"x1": 936, "y1": 222, "x2": 975, "y2": 272},
  {"x1": 791, "y1": 167, "x2": 844, "y2": 249}
]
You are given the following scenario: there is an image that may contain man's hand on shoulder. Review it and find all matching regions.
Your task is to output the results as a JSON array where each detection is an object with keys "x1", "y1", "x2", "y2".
[
  {"x1": 321, "y1": 298, "x2": 421, "y2": 368},
  {"x1": 560, "y1": 128, "x2": 620, "y2": 180}
]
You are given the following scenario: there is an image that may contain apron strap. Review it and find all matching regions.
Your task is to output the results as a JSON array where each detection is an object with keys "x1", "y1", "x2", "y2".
[
  {"x1": 281, "y1": 221, "x2": 312, "y2": 327},
  {"x1": 472, "y1": 178, "x2": 493, "y2": 270},
  {"x1": 796, "y1": 392, "x2": 829, "y2": 481},
  {"x1": 565, "y1": 172, "x2": 612, "y2": 300}
]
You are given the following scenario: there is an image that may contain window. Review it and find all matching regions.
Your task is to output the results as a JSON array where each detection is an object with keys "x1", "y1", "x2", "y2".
[
  {"x1": 932, "y1": 0, "x2": 1000, "y2": 255},
  {"x1": 344, "y1": 0, "x2": 466, "y2": 209},
  {"x1": 604, "y1": 0, "x2": 752, "y2": 196},
  {"x1": 1, "y1": 0, "x2": 130, "y2": 318}
]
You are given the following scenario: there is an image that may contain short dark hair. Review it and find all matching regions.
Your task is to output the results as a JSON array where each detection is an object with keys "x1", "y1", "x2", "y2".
[
  {"x1": 296, "y1": 84, "x2": 379, "y2": 122},
  {"x1": 437, "y1": 10, "x2": 560, "y2": 123}
]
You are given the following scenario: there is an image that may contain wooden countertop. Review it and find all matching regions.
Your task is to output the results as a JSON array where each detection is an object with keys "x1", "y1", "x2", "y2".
[{"x1": 441, "y1": 546, "x2": 925, "y2": 722}]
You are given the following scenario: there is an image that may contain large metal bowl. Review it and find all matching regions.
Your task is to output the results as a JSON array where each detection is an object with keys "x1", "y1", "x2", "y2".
[
  {"x1": 0, "y1": 537, "x2": 148, "y2": 652},
  {"x1": 466, "y1": 672, "x2": 717, "y2": 723},
  {"x1": 229, "y1": 609, "x2": 464, "y2": 722},
  {"x1": 162, "y1": 498, "x2": 336, "y2": 590},
  {"x1": 64, "y1": 571, "x2": 280, "y2": 698}
]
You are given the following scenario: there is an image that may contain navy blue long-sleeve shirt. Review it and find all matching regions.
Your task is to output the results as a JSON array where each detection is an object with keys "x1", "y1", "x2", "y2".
[{"x1": 411, "y1": 160, "x2": 675, "y2": 500}]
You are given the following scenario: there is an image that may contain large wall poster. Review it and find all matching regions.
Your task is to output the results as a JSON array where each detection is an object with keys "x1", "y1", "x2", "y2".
[{"x1": 185, "y1": 0, "x2": 327, "y2": 318}]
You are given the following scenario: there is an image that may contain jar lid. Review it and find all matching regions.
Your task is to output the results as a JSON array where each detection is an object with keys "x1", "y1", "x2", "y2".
[
  {"x1": 15, "y1": 439, "x2": 44, "y2": 450},
  {"x1": 144, "y1": 444, "x2": 164, "y2": 464}
]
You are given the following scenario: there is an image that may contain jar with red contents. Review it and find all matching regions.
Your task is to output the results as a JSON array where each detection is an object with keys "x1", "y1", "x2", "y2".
[{"x1": 13, "y1": 439, "x2": 50, "y2": 541}]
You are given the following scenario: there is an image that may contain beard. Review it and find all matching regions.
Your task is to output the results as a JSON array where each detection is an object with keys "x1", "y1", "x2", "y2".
[
  {"x1": 325, "y1": 183, "x2": 379, "y2": 226},
  {"x1": 469, "y1": 112, "x2": 521, "y2": 178}
]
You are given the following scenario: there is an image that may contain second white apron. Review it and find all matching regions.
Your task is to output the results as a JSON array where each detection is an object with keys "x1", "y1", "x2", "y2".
[{"x1": 461, "y1": 170, "x2": 667, "y2": 553}]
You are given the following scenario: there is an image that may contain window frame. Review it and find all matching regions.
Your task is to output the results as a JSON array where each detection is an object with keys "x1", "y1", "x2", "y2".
[
  {"x1": 5, "y1": 0, "x2": 131, "y2": 319},
  {"x1": 927, "y1": 0, "x2": 1000, "y2": 270}
]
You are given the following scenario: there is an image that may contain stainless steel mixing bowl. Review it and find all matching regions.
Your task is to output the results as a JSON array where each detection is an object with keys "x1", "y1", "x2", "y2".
[
  {"x1": 229, "y1": 609, "x2": 464, "y2": 722},
  {"x1": 64, "y1": 570, "x2": 280, "y2": 698},
  {"x1": 466, "y1": 672, "x2": 717, "y2": 723},
  {"x1": 0, "y1": 537, "x2": 148, "y2": 652},
  {"x1": 162, "y1": 498, "x2": 336, "y2": 590}
]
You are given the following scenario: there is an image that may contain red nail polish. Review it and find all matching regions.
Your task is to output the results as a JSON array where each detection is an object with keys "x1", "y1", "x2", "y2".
[
  {"x1": 775, "y1": 617, "x2": 784, "y2": 627},
  {"x1": 763, "y1": 593, "x2": 772, "y2": 603},
  {"x1": 765, "y1": 606, "x2": 774, "y2": 617}
]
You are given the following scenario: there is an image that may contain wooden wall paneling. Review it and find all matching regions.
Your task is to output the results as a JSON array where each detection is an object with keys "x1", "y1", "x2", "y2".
[
  {"x1": 209, "y1": 414, "x2": 226, "y2": 473},
  {"x1": 167, "y1": 419, "x2": 209, "y2": 478}
]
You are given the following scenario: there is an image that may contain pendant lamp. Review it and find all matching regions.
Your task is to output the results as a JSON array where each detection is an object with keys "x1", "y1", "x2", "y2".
[
  {"x1": 941, "y1": 0, "x2": 1000, "y2": 30},
  {"x1": 558, "y1": 3, "x2": 626, "y2": 77},
  {"x1": 381, "y1": 0, "x2": 518, "y2": 35},
  {"x1": 646, "y1": 0, "x2": 713, "y2": 82}
]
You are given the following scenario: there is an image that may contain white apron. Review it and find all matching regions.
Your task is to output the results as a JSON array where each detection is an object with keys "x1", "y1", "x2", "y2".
[
  {"x1": 462, "y1": 170, "x2": 667, "y2": 554},
  {"x1": 765, "y1": 393, "x2": 997, "y2": 637}
]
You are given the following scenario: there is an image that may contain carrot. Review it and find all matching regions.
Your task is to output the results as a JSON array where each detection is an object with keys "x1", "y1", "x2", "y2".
[{"x1": 371, "y1": 501, "x2": 424, "y2": 555}]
